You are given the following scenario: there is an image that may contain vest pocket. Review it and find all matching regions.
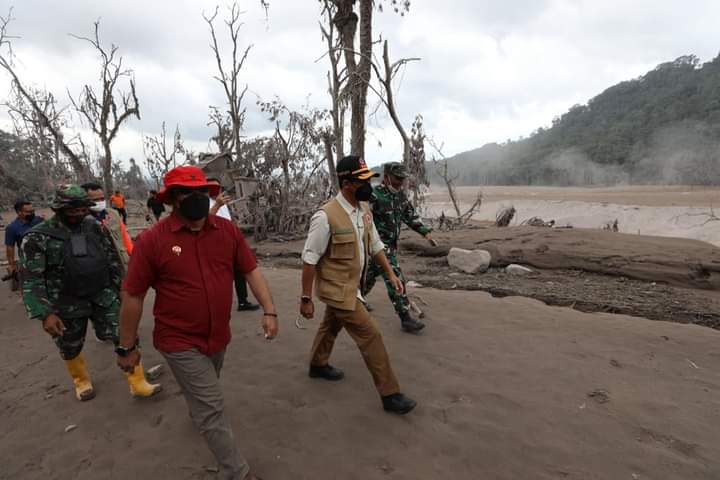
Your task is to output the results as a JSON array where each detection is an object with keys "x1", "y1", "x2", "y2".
[
  {"x1": 330, "y1": 233, "x2": 356, "y2": 259},
  {"x1": 317, "y1": 278, "x2": 346, "y2": 302}
]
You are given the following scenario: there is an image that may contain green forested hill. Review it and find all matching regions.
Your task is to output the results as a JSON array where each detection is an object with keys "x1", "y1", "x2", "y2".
[{"x1": 431, "y1": 55, "x2": 720, "y2": 186}]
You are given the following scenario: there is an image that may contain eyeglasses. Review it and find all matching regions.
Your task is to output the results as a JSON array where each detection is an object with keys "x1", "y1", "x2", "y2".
[{"x1": 171, "y1": 186, "x2": 210, "y2": 196}]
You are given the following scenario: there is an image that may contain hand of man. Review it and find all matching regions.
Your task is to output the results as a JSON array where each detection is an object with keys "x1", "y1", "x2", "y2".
[
  {"x1": 262, "y1": 314, "x2": 279, "y2": 340},
  {"x1": 42, "y1": 314, "x2": 66, "y2": 337},
  {"x1": 300, "y1": 299, "x2": 315, "y2": 319},
  {"x1": 425, "y1": 232, "x2": 438, "y2": 247},
  {"x1": 43, "y1": 313, "x2": 65, "y2": 338},
  {"x1": 215, "y1": 191, "x2": 229, "y2": 207},
  {"x1": 8, "y1": 264, "x2": 17, "y2": 274},
  {"x1": 389, "y1": 274, "x2": 405, "y2": 294},
  {"x1": 117, "y1": 349, "x2": 141, "y2": 373}
]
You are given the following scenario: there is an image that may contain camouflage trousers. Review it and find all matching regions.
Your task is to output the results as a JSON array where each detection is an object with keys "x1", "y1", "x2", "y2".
[
  {"x1": 363, "y1": 248, "x2": 410, "y2": 316},
  {"x1": 52, "y1": 297, "x2": 120, "y2": 360}
]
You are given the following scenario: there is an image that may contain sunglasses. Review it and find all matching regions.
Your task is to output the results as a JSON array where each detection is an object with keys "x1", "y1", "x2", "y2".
[{"x1": 171, "y1": 186, "x2": 210, "y2": 196}]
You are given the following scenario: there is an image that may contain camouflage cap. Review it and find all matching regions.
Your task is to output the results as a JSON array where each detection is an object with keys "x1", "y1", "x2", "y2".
[
  {"x1": 51, "y1": 184, "x2": 95, "y2": 210},
  {"x1": 383, "y1": 161, "x2": 408, "y2": 178}
]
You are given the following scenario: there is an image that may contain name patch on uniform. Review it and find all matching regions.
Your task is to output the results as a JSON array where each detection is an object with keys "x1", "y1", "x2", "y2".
[{"x1": 332, "y1": 228, "x2": 355, "y2": 235}]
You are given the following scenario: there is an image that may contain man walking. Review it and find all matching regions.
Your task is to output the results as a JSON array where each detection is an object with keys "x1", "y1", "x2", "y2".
[
  {"x1": 82, "y1": 182, "x2": 141, "y2": 345},
  {"x1": 300, "y1": 155, "x2": 417, "y2": 415},
  {"x1": 117, "y1": 166, "x2": 278, "y2": 480},
  {"x1": 82, "y1": 182, "x2": 134, "y2": 270},
  {"x1": 5, "y1": 199, "x2": 42, "y2": 291},
  {"x1": 207, "y1": 177, "x2": 259, "y2": 312},
  {"x1": 146, "y1": 190, "x2": 165, "y2": 223},
  {"x1": 363, "y1": 162, "x2": 434, "y2": 333},
  {"x1": 110, "y1": 189, "x2": 128, "y2": 224},
  {"x1": 21, "y1": 185, "x2": 160, "y2": 401}
]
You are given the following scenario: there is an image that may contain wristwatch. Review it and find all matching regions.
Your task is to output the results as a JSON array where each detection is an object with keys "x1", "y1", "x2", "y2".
[
  {"x1": 115, "y1": 341, "x2": 138, "y2": 357},
  {"x1": 301, "y1": 295, "x2": 312, "y2": 304}
]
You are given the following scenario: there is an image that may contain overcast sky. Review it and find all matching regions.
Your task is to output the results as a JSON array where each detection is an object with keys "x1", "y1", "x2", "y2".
[{"x1": 1, "y1": 0, "x2": 720, "y2": 169}]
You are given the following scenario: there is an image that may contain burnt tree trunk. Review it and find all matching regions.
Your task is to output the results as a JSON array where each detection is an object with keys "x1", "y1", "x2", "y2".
[
  {"x1": 323, "y1": 132, "x2": 338, "y2": 194},
  {"x1": 102, "y1": 143, "x2": 113, "y2": 195},
  {"x1": 334, "y1": 0, "x2": 371, "y2": 159},
  {"x1": 353, "y1": 0, "x2": 372, "y2": 159}
]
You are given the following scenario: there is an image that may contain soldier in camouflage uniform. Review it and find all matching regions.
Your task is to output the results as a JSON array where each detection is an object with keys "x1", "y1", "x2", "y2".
[
  {"x1": 364, "y1": 162, "x2": 435, "y2": 333},
  {"x1": 21, "y1": 185, "x2": 160, "y2": 401}
]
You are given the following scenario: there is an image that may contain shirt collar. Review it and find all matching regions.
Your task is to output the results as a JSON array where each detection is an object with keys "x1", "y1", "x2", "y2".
[
  {"x1": 335, "y1": 192, "x2": 359, "y2": 214},
  {"x1": 169, "y1": 211, "x2": 218, "y2": 232}
]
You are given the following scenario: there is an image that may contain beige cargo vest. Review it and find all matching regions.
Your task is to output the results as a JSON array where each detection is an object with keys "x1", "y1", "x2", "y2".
[
  {"x1": 104, "y1": 208, "x2": 130, "y2": 273},
  {"x1": 315, "y1": 198, "x2": 371, "y2": 311}
]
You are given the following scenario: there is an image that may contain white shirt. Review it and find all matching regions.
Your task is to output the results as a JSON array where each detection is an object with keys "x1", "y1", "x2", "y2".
[{"x1": 209, "y1": 198, "x2": 232, "y2": 221}]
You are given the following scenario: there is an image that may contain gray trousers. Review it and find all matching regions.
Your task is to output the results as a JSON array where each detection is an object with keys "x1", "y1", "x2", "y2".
[{"x1": 161, "y1": 349, "x2": 250, "y2": 480}]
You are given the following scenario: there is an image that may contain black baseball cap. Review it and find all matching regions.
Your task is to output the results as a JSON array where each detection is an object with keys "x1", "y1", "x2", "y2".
[{"x1": 336, "y1": 155, "x2": 379, "y2": 181}]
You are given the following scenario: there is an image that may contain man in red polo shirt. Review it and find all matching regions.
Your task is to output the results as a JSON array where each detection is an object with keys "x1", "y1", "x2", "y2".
[{"x1": 117, "y1": 166, "x2": 277, "y2": 480}]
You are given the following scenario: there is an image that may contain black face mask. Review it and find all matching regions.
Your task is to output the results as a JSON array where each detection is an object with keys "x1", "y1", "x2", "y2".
[
  {"x1": 23, "y1": 213, "x2": 35, "y2": 223},
  {"x1": 354, "y1": 182, "x2": 373, "y2": 202},
  {"x1": 59, "y1": 212, "x2": 86, "y2": 227},
  {"x1": 179, "y1": 193, "x2": 210, "y2": 221}
]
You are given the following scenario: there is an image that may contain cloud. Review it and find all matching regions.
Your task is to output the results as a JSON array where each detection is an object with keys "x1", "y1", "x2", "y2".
[{"x1": 1, "y1": 0, "x2": 720, "y2": 172}]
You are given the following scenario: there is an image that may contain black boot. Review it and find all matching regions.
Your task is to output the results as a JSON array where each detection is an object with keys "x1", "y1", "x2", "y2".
[
  {"x1": 399, "y1": 311, "x2": 425, "y2": 333},
  {"x1": 309, "y1": 364, "x2": 345, "y2": 381},
  {"x1": 237, "y1": 301, "x2": 260, "y2": 312},
  {"x1": 382, "y1": 393, "x2": 417, "y2": 414}
]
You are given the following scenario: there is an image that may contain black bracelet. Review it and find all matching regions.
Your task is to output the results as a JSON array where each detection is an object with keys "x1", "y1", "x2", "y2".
[{"x1": 263, "y1": 312, "x2": 278, "y2": 317}]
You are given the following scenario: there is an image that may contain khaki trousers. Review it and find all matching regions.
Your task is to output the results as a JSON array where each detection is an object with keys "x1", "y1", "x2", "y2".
[
  {"x1": 310, "y1": 300, "x2": 400, "y2": 396},
  {"x1": 161, "y1": 349, "x2": 250, "y2": 480}
]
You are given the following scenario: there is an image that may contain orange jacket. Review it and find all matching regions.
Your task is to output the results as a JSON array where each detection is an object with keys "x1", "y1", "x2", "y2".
[
  {"x1": 110, "y1": 194, "x2": 126, "y2": 209},
  {"x1": 101, "y1": 215, "x2": 133, "y2": 256},
  {"x1": 120, "y1": 220, "x2": 134, "y2": 255}
]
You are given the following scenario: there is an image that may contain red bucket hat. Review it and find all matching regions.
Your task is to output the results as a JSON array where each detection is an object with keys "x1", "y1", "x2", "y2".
[{"x1": 156, "y1": 166, "x2": 221, "y2": 204}]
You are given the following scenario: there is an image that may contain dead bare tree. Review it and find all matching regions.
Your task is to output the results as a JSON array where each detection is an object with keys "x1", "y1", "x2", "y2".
[
  {"x1": 332, "y1": 0, "x2": 361, "y2": 156},
  {"x1": 69, "y1": 20, "x2": 140, "y2": 195},
  {"x1": 331, "y1": 0, "x2": 411, "y2": 159},
  {"x1": 258, "y1": 98, "x2": 329, "y2": 232},
  {"x1": 5, "y1": 86, "x2": 81, "y2": 196},
  {"x1": 428, "y1": 138, "x2": 461, "y2": 218},
  {"x1": 143, "y1": 122, "x2": 185, "y2": 188},
  {"x1": 408, "y1": 115, "x2": 429, "y2": 206},
  {"x1": 670, "y1": 202, "x2": 720, "y2": 227},
  {"x1": 207, "y1": 105, "x2": 234, "y2": 153},
  {"x1": 0, "y1": 9, "x2": 89, "y2": 178},
  {"x1": 428, "y1": 138, "x2": 482, "y2": 226},
  {"x1": 372, "y1": 39, "x2": 419, "y2": 164},
  {"x1": 318, "y1": 0, "x2": 414, "y2": 169},
  {"x1": 204, "y1": 3, "x2": 252, "y2": 175},
  {"x1": 368, "y1": 39, "x2": 429, "y2": 204},
  {"x1": 319, "y1": 0, "x2": 346, "y2": 193}
]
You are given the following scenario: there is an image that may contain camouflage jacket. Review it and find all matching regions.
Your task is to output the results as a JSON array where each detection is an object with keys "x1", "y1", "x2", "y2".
[
  {"x1": 21, "y1": 215, "x2": 123, "y2": 321},
  {"x1": 370, "y1": 185, "x2": 431, "y2": 250}
]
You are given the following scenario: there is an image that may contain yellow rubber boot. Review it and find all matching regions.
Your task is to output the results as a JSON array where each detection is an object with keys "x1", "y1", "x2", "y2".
[
  {"x1": 126, "y1": 361, "x2": 162, "y2": 398},
  {"x1": 63, "y1": 353, "x2": 96, "y2": 401}
]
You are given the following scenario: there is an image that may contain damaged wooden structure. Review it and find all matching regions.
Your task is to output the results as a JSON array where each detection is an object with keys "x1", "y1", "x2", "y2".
[{"x1": 197, "y1": 152, "x2": 260, "y2": 229}]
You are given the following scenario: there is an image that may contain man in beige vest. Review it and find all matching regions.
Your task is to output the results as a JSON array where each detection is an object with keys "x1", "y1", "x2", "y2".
[{"x1": 300, "y1": 155, "x2": 416, "y2": 415}]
